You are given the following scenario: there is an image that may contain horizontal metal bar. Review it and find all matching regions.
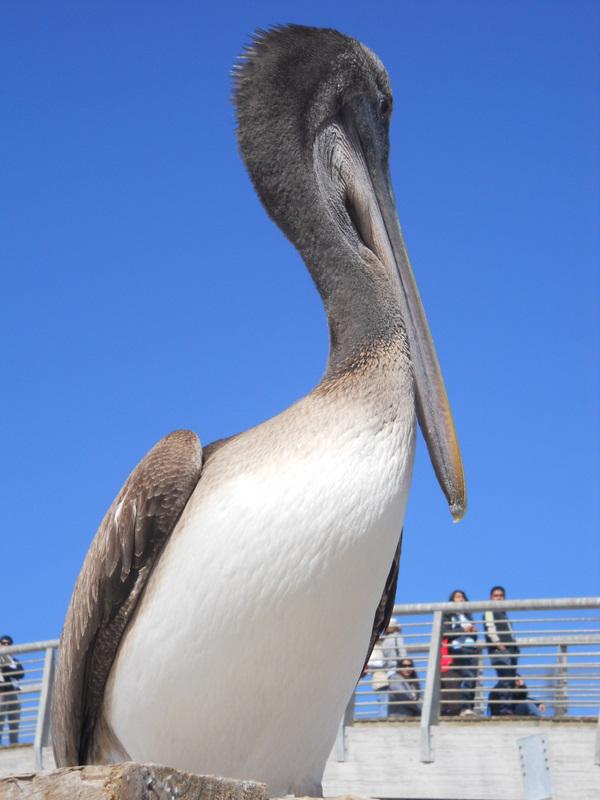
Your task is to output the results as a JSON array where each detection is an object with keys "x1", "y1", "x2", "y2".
[
  {"x1": 399, "y1": 622, "x2": 600, "y2": 632},
  {"x1": 376, "y1": 638, "x2": 600, "y2": 655},
  {"x1": 18, "y1": 683, "x2": 44, "y2": 691},
  {"x1": 354, "y1": 701, "x2": 389, "y2": 707},
  {"x1": 359, "y1": 673, "x2": 600, "y2": 688},
  {"x1": 0, "y1": 641, "x2": 59, "y2": 655},
  {"x1": 494, "y1": 629, "x2": 600, "y2": 636},
  {"x1": 517, "y1": 636, "x2": 600, "y2": 646},
  {"x1": 393, "y1": 597, "x2": 600, "y2": 615},
  {"x1": 506, "y1": 617, "x2": 600, "y2": 624},
  {"x1": 514, "y1": 661, "x2": 600, "y2": 668},
  {"x1": 356, "y1": 684, "x2": 600, "y2": 692},
  {"x1": 454, "y1": 649, "x2": 598, "y2": 659}
]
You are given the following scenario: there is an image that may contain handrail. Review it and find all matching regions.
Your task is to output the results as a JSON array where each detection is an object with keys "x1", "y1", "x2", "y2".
[
  {"x1": 2, "y1": 598, "x2": 599, "y2": 771},
  {"x1": 0, "y1": 640, "x2": 59, "y2": 655},
  {"x1": 392, "y1": 597, "x2": 600, "y2": 614}
]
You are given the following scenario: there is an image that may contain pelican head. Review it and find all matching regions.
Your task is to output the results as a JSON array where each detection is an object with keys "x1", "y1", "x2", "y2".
[{"x1": 235, "y1": 25, "x2": 466, "y2": 519}]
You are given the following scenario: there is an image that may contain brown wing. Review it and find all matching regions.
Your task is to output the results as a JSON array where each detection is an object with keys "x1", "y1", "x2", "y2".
[
  {"x1": 51, "y1": 429, "x2": 203, "y2": 767},
  {"x1": 362, "y1": 529, "x2": 403, "y2": 672}
]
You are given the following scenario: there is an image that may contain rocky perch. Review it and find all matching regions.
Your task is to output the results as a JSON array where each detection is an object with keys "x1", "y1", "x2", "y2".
[{"x1": 0, "y1": 762, "x2": 268, "y2": 800}]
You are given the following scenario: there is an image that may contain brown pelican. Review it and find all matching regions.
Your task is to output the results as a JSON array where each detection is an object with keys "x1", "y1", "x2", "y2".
[{"x1": 52, "y1": 25, "x2": 465, "y2": 796}]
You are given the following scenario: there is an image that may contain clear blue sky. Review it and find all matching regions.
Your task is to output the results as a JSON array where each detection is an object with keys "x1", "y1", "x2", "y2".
[{"x1": 2, "y1": 1, "x2": 598, "y2": 644}]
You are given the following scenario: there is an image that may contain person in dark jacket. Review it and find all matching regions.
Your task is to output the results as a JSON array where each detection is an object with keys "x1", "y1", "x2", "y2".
[
  {"x1": 443, "y1": 589, "x2": 479, "y2": 716},
  {"x1": 487, "y1": 678, "x2": 514, "y2": 716},
  {"x1": 488, "y1": 675, "x2": 545, "y2": 717},
  {"x1": 510, "y1": 675, "x2": 546, "y2": 717},
  {"x1": 483, "y1": 585, "x2": 519, "y2": 678},
  {"x1": 0, "y1": 635, "x2": 24, "y2": 745},
  {"x1": 440, "y1": 668, "x2": 465, "y2": 716}
]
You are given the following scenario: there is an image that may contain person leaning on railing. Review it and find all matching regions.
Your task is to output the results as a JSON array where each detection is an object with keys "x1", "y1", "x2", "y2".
[{"x1": 0, "y1": 635, "x2": 24, "y2": 746}]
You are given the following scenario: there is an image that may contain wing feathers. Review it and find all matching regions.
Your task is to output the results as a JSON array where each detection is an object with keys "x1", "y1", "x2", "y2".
[
  {"x1": 362, "y1": 530, "x2": 402, "y2": 673},
  {"x1": 52, "y1": 429, "x2": 202, "y2": 767}
]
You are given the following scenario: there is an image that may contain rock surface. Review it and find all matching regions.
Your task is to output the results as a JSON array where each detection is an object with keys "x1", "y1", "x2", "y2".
[{"x1": 0, "y1": 762, "x2": 268, "y2": 800}]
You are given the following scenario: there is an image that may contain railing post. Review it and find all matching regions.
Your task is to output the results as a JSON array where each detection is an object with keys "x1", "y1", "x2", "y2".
[
  {"x1": 420, "y1": 610, "x2": 443, "y2": 763},
  {"x1": 335, "y1": 691, "x2": 355, "y2": 762},
  {"x1": 34, "y1": 646, "x2": 55, "y2": 770},
  {"x1": 554, "y1": 644, "x2": 568, "y2": 718},
  {"x1": 474, "y1": 645, "x2": 485, "y2": 716}
]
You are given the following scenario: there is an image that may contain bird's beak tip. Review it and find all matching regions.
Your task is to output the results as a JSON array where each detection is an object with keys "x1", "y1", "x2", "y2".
[{"x1": 450, "y1": 499, "x2": 467, "y2": 523}]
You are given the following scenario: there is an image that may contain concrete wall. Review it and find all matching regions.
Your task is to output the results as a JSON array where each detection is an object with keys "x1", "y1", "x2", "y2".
[
  {"x1": 1, "y1": 720, "x2": 598, "y2": 799},
  {"x1": 323, "y1": 719, "x2": 600, "y2": 799},
  {"x1": 0, "y1": 745, "x2": 54, "y2": 776}
]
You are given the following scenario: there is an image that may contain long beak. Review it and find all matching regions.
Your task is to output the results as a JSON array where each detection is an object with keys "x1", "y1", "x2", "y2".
[{"x1": 346, "y1": 111, "x2": 467, "y2": 521}]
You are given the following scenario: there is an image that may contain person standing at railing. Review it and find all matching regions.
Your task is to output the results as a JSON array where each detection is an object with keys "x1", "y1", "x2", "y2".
[
  {"x1": 367, "y1": 637, "x2": 390, "y2": 693},
  {"x1": 381, "y1": 617, "x2": 404, "y2": 672},
  {"x1": 442, "y1": 589, "x2": 478, "y2": 717},
  {"x1": 0, "y1": 635, "x2": 24, "y2": 745},
  {"x1": 366, "y1": 619, "x2": 406, "y2": 717},
  {"x1": 483, "y1": 585, "x2": 520, "y2": 678}
]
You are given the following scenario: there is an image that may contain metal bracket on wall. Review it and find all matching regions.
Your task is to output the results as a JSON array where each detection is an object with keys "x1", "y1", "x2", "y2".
[
  {"x1": 419, "y1": 610, "x2": 443, "y2": 762},
  {"x1": 517, "y1": 734, "x2": 553, "y2": 800}
]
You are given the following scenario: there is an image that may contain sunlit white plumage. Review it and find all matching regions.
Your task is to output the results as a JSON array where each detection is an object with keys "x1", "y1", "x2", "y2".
[{"x1": 105, "y1": 368, "x2": 414, "y2": 794}]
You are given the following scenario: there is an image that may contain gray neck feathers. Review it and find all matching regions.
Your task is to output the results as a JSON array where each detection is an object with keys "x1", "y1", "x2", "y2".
[{"x1": 234, "y1": 26, "x2": 402, "y2": 375}]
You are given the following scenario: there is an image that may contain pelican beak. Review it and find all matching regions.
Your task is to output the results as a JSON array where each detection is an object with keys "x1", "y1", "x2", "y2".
[{"x1": 344, "y1": 100, "x2": 467, "y2": 521}]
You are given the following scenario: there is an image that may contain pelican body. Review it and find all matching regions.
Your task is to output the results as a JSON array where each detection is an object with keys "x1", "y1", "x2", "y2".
[{"x1": 52, "y1": 26, "x2": 465, "y2": 796}]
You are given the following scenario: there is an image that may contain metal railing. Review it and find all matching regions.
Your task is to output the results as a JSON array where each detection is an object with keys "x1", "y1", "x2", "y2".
[
  {"x1": 354, "y1": 597, "x2": 600, "y2": 762},
  {"x1": 1, "y1": 597, "x2": 598, "y2": 770},
  {"x1": 0, "y1": 640, "x2": 58, "y2": 769}
]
